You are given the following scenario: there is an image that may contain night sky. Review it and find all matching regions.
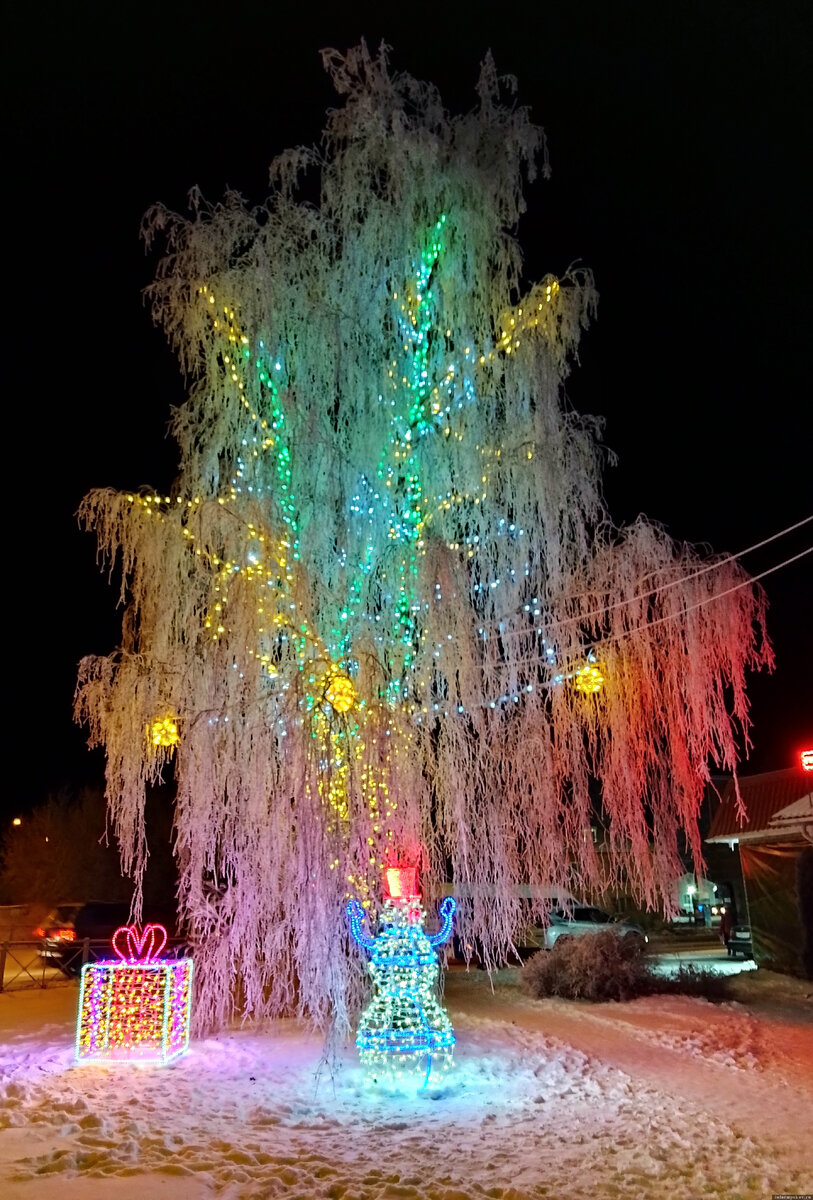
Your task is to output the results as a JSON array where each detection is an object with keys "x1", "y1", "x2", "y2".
[{"x1": 7, "y1": 0, "x2": 811, "y2": 821}]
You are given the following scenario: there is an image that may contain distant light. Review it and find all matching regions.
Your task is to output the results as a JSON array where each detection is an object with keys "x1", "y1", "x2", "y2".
[
  {"x1": 802, "y1": 749, "x2": 813, "y2": 772},
  {"x1": 12, "y1": 817, "x2": 21, "y2": 826}
]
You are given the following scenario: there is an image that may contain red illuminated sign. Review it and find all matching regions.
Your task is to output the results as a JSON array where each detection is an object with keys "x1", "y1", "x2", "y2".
[{"x1": 802, "y1": 750, "x2": 813, "y2": 772}]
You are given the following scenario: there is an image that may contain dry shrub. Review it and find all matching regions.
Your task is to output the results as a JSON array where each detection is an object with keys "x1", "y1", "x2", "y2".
[
  {"x1": 521, "y1": 930, "x2": 651, "y2": 1001},
  {"x1": 521, "y1": 931, "x2": 730, "y2": 1002}
]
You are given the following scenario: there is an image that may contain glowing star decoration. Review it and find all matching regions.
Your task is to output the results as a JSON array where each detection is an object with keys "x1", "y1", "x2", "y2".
[
  {"x1": 75, "y1": 924, "x2": 193, "y2": 1065},
  {"x1": 149, "y1": 714, "x2": 181, "y2": 750},
  {"x1": 347, "y1": 866, "x2": 456, "y2": 1090},
  {"x1": 324, "y1": 672, "x2": 356, "y2": 713}
]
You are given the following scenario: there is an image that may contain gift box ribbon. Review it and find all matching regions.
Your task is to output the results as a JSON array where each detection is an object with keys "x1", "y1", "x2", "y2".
[{"x1": 111, "y1": 923, "x2": 168, "y2": 963}]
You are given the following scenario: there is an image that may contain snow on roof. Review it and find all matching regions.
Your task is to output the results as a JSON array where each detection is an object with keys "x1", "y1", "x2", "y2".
[
  {"x1": 768, "y1": 792, "x2": 813, "y2": 833},
  {"x1": 706, "y1": 767, "x2": 812, "y2": 843}
]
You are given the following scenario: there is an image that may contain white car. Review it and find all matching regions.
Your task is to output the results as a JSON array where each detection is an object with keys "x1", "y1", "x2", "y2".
[{"x1": 539, "y1": 905, "x2": 648, "y2": 952}]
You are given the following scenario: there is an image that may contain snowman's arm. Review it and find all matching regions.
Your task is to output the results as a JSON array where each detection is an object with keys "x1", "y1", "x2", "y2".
[
  {"x1": 346, "y1": 899, "x2": 376, "y2": 950},
  {"x1": 427, "y1": 896, "x2": 456, "y2": 947}
]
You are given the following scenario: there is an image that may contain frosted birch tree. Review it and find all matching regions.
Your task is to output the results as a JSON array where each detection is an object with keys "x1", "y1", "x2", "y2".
[{"x1": 75, "y1": 44, "x2": 771, "y2": 1033}]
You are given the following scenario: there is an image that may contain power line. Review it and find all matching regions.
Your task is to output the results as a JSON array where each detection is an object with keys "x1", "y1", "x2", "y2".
[
  {"x1": 604, "y1": 543, "x2": 813, "y2": 645},
  {"x1": 489, "y1": 543, "x2": 813, "y2": 674},
  {"x1": 484, "y1": 512, "x2": 813, "y2": 643}
]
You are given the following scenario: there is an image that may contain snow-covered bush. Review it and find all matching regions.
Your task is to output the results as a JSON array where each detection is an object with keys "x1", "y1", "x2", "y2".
[
  {"x1": 521, "y1": 930, "x2": 651, "y2": 1001},
  {"x1": 660, "y1": 964, "x2": 731, "y2": 1000},
  {"x1": 521, "y1": 931, "x2": 731, "y2": 1002}
]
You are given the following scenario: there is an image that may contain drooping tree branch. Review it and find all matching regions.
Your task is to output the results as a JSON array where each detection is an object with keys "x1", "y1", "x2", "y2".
[{"x1": 76, "y1": 43, "x2": 771, "y2": 1033}]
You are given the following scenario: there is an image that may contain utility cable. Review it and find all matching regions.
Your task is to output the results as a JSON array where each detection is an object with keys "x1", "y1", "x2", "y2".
[
  {"x1": 486, "y1": 543, "x2": 813, "y2": 674},
  {"x1": 484, "y1": 512, "x2": 813, "y2": 643}
]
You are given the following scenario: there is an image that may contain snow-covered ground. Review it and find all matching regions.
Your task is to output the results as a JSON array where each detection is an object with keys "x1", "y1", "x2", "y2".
[
  {"x1": 1, "y1": 966, "x2": 811, "y2": 1200},
  {"x1": 649, "y1": 949, "x2": 758, "y2": 978}
]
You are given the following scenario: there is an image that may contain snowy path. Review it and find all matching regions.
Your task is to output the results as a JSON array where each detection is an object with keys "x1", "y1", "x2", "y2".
[{"x1": 1, "y1": 971, "x2": 811, "y2": 1199}]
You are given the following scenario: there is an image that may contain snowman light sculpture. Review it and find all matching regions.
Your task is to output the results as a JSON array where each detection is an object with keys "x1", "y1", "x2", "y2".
[{"x1": 347, "y1": 865, "x2": 456, "y2": 1089}]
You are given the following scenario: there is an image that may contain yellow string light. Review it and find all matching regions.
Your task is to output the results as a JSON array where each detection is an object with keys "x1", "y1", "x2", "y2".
[{"x1": 131, "y1": 276, "x2": 570, "y2": 832}]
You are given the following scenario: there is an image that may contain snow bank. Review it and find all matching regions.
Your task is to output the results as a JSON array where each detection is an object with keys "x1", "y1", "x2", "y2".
[{"x1": 1, "y1": 975, "x2": 811, "y2": 1199}]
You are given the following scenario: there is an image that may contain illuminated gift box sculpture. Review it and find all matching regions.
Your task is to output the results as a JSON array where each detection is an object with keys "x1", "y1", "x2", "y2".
[
  {"x1": 347, "y1": 865, "x2": 456, "y2": 1089},
  {"x1": 76, "y1": 924, "x2": 193, "y2": 1064}
]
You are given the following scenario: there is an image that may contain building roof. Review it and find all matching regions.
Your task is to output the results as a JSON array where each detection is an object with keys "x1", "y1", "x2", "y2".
[{"x1": 706, "y1": 767, "x2": 812, "y2": 843}]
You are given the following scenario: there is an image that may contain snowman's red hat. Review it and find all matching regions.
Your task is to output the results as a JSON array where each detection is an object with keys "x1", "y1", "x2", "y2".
[{"x1": 384, "y1": 865, "x2": 420, "y2": 900}]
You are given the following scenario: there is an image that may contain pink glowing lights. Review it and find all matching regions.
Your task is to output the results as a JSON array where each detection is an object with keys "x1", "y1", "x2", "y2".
[
  {"x1": 112, "y1": 922, "x2": 168, "y2": 962},
  {"x1": 76, "y1": 923, "x2": 193, "y2": 1065}
]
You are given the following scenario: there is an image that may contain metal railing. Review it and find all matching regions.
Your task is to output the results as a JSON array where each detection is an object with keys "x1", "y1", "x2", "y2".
[{"x1": 0, "y1": 938, "x2": 191, "y2": 993}]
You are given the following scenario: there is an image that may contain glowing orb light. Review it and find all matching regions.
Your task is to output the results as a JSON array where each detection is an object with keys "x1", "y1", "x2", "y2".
[
  {"x1": 324, "y1": 673, "x2": 356, "y2": 713},
  {"x1": 574, "y1": 660, "x2": 604, "y2": 694},
  {"x1": 150, "y1": 714, "x2": 181, "y2": 750},
  {"x1": 75, "y1": 924, "x2": 193, "y2": 1065}
]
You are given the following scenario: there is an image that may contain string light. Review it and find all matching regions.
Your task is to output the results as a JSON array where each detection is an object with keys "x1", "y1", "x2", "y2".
[
  {"x1": 126, "y1": 225, "x2": 592, "y2": 845},
  {"x1": 75, "y1": 925, "x2": 193, "y2": 1065},
  {"x1": 128, "y1": 233, "x2": 577, "y2": 752}
]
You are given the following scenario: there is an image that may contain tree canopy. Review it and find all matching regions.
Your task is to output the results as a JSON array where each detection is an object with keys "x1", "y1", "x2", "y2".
[{"x1": 76, "y1": 44, "x2": 770, "y2": 1033}]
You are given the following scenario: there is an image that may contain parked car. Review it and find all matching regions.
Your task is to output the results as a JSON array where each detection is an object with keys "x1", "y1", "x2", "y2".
[
  {"x1": 446, "y1": 884, "x2": 580, "y2": 964},
  {"x1": 465, "y1": 903, "x2": 648, "y2": 961},
  {"x1": 541, "y1": 906, "x2": 649, "y2": 952},
  {"x1": 725, "y1": 923, "x2": 753, "y2": 959},
  {"x1": 35, "y1": 901, "x2": 177, "y2": 976}
]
